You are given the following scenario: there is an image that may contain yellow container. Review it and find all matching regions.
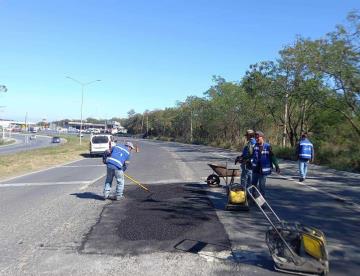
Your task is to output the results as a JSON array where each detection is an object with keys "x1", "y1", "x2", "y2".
[
  {"x1": 229, "y1": 190, "x2": 246, "y2": 204},
  {"x1": 302, "y1": 233, "x2": 325, "y2": 260}
]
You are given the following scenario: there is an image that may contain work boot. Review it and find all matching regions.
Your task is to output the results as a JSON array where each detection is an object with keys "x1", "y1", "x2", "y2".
[
  {"x1": 103, "y1": 191, "x2": 110, "y2": 200},
  {"x1": 116, "y1": 195, "x2": 125, "y2": 201},
  {"x1": 299, "y1": 178, "x2": 304, "y2": 182}
]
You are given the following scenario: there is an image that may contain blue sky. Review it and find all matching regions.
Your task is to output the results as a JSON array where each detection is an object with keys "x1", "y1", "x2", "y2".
[{"x1": 0, "y1": 0, "x2": 359, "y2": 122}]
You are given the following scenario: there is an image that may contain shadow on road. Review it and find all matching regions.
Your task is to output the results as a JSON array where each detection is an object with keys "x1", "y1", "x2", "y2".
[
  {"x1": 70, "y1": 192, "x2": 105, "y2": 201},
  {"x1": 80, "y1": 153, "x2": 102, "y2": 158}
]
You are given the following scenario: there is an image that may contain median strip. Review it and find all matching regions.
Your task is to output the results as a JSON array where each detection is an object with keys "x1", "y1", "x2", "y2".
[{"x1": 0, "y1": 135, "x2": 88, "y2": 181}]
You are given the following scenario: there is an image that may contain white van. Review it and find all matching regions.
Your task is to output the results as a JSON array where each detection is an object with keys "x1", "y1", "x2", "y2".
[{"x1": 89, "y1": 134, "x2": 116, "y2": 156}]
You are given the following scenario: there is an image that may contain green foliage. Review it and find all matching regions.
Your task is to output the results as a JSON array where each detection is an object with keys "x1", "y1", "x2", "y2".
[
  {"x1": 121, "y1": 12, "x2": 360, "y2": 172},
  {"x1": 272, "y1": 146, "x2": 297, "y2": 161}
]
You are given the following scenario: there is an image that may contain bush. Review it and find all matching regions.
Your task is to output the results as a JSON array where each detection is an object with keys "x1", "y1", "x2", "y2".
[{"x1": 272, "y1": 146, "x2": 297, "y2": 161}]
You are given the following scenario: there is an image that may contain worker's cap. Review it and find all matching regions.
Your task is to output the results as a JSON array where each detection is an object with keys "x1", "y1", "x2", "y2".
[
  {"x1": 255, "y1": 131, "x2": 265, "y2": 138},
  {"x1": 301, "y1": 132, "x2": 308, "y2": 138},
  {"x1": 125, "y1": 141, "x2": 135, "y2": 149},
  {"x1": 245, "y1": 129, "x2": 254, "y2": 136}
]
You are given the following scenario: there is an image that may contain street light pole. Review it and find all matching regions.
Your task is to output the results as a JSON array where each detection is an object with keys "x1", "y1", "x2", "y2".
[
  {"x1": 66, "y1": 76, "x2": 101, "y2": 145},
  {"x1": 80, "y1": 85, "x2": 84, "y2": 145}
]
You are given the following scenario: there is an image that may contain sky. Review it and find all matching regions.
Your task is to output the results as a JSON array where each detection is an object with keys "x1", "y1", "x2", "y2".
[{"x1": 0, "y1": 0, "x2": 359, "y2": 122}]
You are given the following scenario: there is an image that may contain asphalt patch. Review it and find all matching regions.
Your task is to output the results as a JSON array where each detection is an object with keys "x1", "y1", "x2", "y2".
[{"x1": 80, "y1": 183, "x2": 231, "y2": 256}]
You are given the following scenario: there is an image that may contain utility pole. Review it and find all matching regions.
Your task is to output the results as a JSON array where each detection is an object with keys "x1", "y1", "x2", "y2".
[
  {"x1": 282, "y1": 93, "x2": 288, "y2": 148},
  {"x1": 25, "y1": 112, "x2": 28, "y2": 144},
  {"x1": 300, "y1": 99, "x2": 307, "y2": 134},
  {"x1": 141, "y1": 113, "x2": 144, "y2": 133},
  {"x1": 190, "y1": 109, "x2": 193, "y2": 143},
  {"x1": 146, "y1": 114, "x2": 149, "y2": 135}
]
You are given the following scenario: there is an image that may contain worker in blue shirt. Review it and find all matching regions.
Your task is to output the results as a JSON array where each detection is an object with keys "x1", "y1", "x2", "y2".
[
  {"x1": 251, "y1": 131, "x2": 280, "y2": 197},
  {"x1": 103, "y1": 141, "x2": 135, "y2": 200},
  {"x1": 296, "y1": 133, "x2": 314, "y2": 182}
]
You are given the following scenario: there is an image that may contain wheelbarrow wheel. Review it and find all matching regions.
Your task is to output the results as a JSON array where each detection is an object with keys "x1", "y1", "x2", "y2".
[{"x1": 207, "y1": 174, "x2": 220, "y2": 187}]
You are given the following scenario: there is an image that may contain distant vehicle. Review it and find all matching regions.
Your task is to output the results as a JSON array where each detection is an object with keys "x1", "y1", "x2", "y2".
[
  {"x1": 110, "y1": 128, "x2": 118, "y2": 135},
  {"x1": 29, "y1": 134, "x2": 37, "y2": 140},
  {"x1": 29, "y1": 126, "x2": 39, "y2": 133},
  {"x1": 89, "y1": 134, "x2": 115, "y2": 156},
  {"x1": 51, "y1": 136, "x2": 61, "y2": 143},
  {"x1": 77, "y1": 133, "x2": 84, "y2": 137},
  {"x1": 11, "y1": 127, "x2": 21, "y2": 132},
  {"x1": 56, "y1": 127, "x2": 67, "y2": 133}
]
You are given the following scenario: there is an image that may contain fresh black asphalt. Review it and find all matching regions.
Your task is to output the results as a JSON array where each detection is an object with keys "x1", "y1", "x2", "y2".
[{"x1": 80, "y1": 182, "x2": 231, "y2": 256}]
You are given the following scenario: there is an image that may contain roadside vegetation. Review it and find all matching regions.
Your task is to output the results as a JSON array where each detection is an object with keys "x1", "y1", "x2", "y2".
[
  {"x1": 0, "y1": 135, "x2": 89, "y2": 181},
  {"x1": 0, "y1": 139, "x2": 15, "y2": 146},
  {"x1": 122, "y1": 12, "x2": 360, "y2": 172}
]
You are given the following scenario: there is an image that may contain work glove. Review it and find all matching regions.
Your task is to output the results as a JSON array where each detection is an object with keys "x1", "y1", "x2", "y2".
[
  {"x1": 235, "y1": 156, "x2": 243, "y2": 165},
  {"x1": 102, "y1": 150, "x2": 111, "y2": 164},
  {"x1": 276, "y1": 166, "x2": 281, "y2": 174},
  {"x1": 122, "y1": 164, "x2": 127, "y2": 171}
]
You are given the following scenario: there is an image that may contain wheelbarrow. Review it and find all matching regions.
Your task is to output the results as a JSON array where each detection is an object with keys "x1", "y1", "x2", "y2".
[{"x1": 206, "y1": 163, "x2": 240, "y2": 187}]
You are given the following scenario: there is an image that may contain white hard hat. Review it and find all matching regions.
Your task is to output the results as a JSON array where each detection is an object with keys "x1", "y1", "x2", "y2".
[{"x1": 125, "y1": 141, "x2": 135, "y2": 149}]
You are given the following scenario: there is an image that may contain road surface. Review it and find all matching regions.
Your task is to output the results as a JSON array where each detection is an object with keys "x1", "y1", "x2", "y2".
[
  {"x1": 0, "y1": 133, "x2": 56, "y2": 155},
  {"x1": 0, "y1": 139, "x2": 359, "y2": 275}
]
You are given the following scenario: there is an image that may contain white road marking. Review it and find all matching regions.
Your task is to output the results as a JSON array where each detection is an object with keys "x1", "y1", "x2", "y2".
[
  {"x1": 0, "y1": 181, "x2": 92, "y2": 188},
  {"x1": 0, "y1": 158, "x2": 85, "y2": 183},
  {"x1": 80, "y1": 173, "x2": 106, "y2": 190},
  {"x1": 62, "y1": 165, "x2": 104, "y2": 168},
  {"x1": 278, "y1": 174, "x2": 360, "y2": 212}
]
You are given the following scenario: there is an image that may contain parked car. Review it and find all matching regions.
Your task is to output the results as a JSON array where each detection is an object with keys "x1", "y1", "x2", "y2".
[
  {"x1": 89, "y1": 134, "x2": 115, "y2": 156},
  {"x1": 51, "y1": 136, "x2": 61, "y2": 143}
]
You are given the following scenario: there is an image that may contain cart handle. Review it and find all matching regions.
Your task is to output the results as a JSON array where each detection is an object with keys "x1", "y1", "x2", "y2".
[{"x1": 247, "y1": 185, "x2": 301, "y2": 264}]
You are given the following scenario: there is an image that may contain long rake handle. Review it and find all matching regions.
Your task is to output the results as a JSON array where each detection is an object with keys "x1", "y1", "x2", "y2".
[{"x1": 124, "y1": 173, "x2": 150, "y2": 192}]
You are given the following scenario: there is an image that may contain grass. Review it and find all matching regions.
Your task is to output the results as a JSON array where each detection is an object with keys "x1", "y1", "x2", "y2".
[
  {"x1": 0, "y1": 135, "x2": 89, "y2": 181},
  {"x1": 0, "y1": 139, "x2": 15, "y2": 146}
]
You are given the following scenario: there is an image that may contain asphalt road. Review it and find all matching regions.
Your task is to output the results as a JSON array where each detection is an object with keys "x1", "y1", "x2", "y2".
[
  {"x1": 0, "y1": 139, "x2": 359, "y2": 275},
  {"x1": 0, "y1": 133, "x2": 57, "y2": 155}
]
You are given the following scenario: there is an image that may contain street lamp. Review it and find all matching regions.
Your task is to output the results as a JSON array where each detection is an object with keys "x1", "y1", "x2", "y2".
[{"x1": 66, "y1": 76, "x2": 101, "y2": 145}]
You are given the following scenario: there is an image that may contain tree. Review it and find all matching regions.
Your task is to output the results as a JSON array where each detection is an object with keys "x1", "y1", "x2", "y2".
[{"x1": 301, "y1": 12, "x2": 360, "y2": 136}]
